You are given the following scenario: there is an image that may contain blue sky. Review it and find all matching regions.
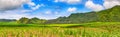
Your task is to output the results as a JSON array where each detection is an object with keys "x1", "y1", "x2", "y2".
[{"x1": 0, "y1": 0, "x2": 119, "y2": 19}]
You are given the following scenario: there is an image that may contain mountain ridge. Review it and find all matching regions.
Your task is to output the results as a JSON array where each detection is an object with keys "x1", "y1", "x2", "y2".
[{"x1": 46, "y1": 5, "x2": 120, "y2": 24}]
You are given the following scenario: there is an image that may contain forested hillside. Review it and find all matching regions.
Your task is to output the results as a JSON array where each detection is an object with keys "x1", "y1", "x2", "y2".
[
  {"x1": 97, "y1": 5, "x2": 120, "y2": 22},
  {"x1": 46, "y1": 5, "x2": 120, "y2": 24}
]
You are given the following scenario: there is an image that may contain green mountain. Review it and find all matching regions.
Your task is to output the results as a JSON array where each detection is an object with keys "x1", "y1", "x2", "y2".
[
  {"x1": 97, "y1": 5, "x2": 120, "y2": 22},
  {"x1": 46, "y1": 5, "x2": 120, "y2": 24}
]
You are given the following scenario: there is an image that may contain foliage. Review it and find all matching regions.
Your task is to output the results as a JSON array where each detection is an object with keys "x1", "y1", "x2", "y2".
[
  {"x1": 97, "y1": 5, "x2": 120, "y2": 22},
  {"x1": 17, "y1": 17, "x2": 29, "y2": 24},
  {"x1": 17, "y1": 17, "x2": 46, "y2": 24},
  {"x1": 46, "y1": 5, "x2": 120, "y2": 24},
  {"x1": 0, "y1": 22, "x2": 120, "y2": 37}
]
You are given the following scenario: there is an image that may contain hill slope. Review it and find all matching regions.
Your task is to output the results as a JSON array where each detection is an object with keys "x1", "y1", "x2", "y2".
[
  {"x1": 97, "y1": 5, "x2": 120, "y2": 22},
  {"x1": 46, "y1": 5, "x2": 120, "y2": 24}
]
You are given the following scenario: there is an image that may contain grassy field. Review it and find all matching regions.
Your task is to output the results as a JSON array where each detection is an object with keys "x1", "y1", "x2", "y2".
[{"x1": 0, "y1": 22, "x2": 120, "y2": 37}]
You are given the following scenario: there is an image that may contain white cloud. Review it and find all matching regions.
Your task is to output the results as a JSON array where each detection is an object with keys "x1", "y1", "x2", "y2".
[
  {"x1": 27, "y1": 2, "x2": 36, "y2": 6},
  {"x1": 103, "y1": 0, "x2": 120, "y2": 9},
  {"x1": 0, "y1": 0, "x2": 45, "y2": 19},
  {"x1": 0, "y1": 10, "x2": 30, "y2": 19},
  {"x1": 85, "y1": 0, "x2": 104, "y2": 11},
  {"x1": 67, "y1": 0, "x2": 81, "y2": 4},
  {"x1": 0, "y1": 0, "x2": 31, "y2": 11},
  {"x1": 67, "y1": 7, "x2": 77, "y2": 12},
  {"x1": 31, "y1": 5, "x2": 41, "y2": 10},
  {"x1": 54, "y1": 0, "x2": 59, "y2": 2},
  {"x1": 54, "y1": 11, "x2": 59, "y2": 14},
  {"x1": 20, "y1": 10, "x2": 32, "y2": 13},
  {"x1": 45, "y1": 11, "x2": 52, "y2": 14},
  {"x1": 54, "y1": 0, "x2": 81, "y2": 4},
  {"x1": 27, "y1": 2, "x2": 45, "y2": 10}
]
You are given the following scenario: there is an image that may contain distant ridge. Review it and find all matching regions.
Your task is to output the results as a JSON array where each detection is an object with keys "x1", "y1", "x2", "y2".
[
  {"x1": 46, "y1": 5, "x2": 120, "y2": 24},
  {"x1": 0, "y1": 19, "x2": 16, "y2": 22}
]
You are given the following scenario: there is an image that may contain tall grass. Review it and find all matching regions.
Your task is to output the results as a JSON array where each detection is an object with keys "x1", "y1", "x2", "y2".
[
  {"x1": 0, "y1": 27, "x2": 120, "y2": 37},
  {"x1": 0, "y1": 22, "x2": 120, "y2": 37}
]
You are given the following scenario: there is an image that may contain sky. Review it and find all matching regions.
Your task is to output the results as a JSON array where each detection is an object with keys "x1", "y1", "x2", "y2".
[{"x1": 0, "y1": 0, "x2": 120, "y2": 20}]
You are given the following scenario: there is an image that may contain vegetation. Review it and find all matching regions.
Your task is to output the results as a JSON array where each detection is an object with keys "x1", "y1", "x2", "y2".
[
  {"x1": 0, "y1": 22, "x2": 120, "y2": 37},
  {"x1": 17, "y1": 17, "x2": 46, "y2": 24},
  {"x1": 46, "y1": 5, "x2": 120, "y2": 24},
  {"x1": 0, "y1": 5, "x2": 120, "y2": 37},
  {"x1": 17, "y1": 17, "x2": 29, "y2": 24},
  {"x1": 98, "y1": 5, "x2": 120, "y2": 22}
]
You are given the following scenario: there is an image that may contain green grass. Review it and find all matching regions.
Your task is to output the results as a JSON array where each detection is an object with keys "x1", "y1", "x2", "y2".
[{"x1": 0, "y1": 22, "x2": 120, "y2": 37}]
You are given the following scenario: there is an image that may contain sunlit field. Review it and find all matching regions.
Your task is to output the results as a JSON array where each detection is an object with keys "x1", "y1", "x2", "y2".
[
  {"x1": 0, "y1": 22, "x2": 120, "y2": 37},
  {"x1": 0, "y1": 0, "x2": 120, "y2": 37}
]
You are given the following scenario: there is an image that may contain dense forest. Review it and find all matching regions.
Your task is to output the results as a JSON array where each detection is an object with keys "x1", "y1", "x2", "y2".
[{"x1": 46, "y1": 5, "x2": 120, "y2": 24}]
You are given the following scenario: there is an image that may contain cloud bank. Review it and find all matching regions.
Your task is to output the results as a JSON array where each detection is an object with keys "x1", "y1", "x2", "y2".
[
  {"x1": 0, "y1": 0, "x2": 120, "y2": 19},
  {"x1": 85, "y1": 0, "x2": 104, "y2": 11},
  {"x1": 54, "y1": 0, "x2": 81, "y2": 4},
  {"x1": 67, "y1": 7, "x2": 77, "y2": 12},
  {"x1": 104, "y1": 0, "x2": 120, "y2": 9},
  {"x1": 0, "y1": 0, "x2": 31, "y2": 11},
  {"x1": 85, "y1": 0, "x2": 120, "y2": 11}
]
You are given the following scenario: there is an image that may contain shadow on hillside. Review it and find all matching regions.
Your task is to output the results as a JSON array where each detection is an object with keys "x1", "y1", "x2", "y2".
[
  {"x1": 0, "y1": 24, "x2": 85, "y2": 28},
  {"x1": 0, "y1": 25, "x2": 33, "y2": 27}
]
